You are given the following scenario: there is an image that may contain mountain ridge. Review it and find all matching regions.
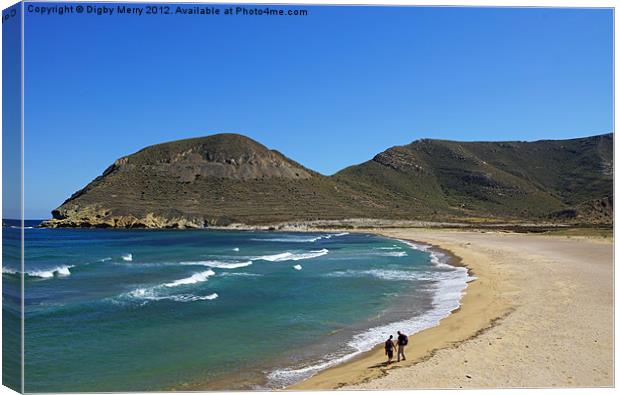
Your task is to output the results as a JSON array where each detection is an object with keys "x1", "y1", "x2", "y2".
[{"x1": 41, "y1": 132, "x2": 613, "y2": 228}]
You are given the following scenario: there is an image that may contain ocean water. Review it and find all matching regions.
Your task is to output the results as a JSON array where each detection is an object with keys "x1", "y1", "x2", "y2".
[{"x1": 2, "y1": 222, "x2": 470, "y2": 392}]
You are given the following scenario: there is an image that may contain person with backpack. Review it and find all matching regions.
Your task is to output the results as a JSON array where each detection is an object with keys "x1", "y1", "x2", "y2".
[
  {"x1": 397, "y1": 330, "x2": 408, "y2": 362},
  {"x1": 384, "y1": 335, "x2": 396, "y2": 364}
]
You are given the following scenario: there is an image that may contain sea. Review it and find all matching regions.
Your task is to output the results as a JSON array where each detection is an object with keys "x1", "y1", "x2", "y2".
[{"x1": 2, "y1": 220, "x2": 471, "y2": 392}]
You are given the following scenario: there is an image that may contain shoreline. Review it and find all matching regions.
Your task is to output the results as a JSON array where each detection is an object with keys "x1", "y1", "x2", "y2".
[
  {"x1": 266, "y1": 237, "x2": 471, "y2": 389},
  {"x1": 287, "y1": 229, "x2": 512, "y2": 390},
  {"x1": 289, "y1": 228, "x2": 613, "y2": 389},
  {"x1": 172, "y1": 231, "x2": 472, "y2": 391},
  {"x1": 17, "y1": 226, "x2": 613, "y2": 390}
]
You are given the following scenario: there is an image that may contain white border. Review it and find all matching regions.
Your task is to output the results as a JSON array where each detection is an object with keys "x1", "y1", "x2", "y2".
[{"x1": 0, "y1": 1, "x2": 616, "y2": 395}]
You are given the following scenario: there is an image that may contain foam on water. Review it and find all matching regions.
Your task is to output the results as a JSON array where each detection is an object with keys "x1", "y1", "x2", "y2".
[
  {"x1": 2, "y1": 267, "x2": 17, "y2": 275},
  {"x1": 293, "y1": 265, "x2": 302, "y2": 271},
  {"x1": 179, "y1": 260, "x2": 253, "y2": 269},
  {"x1": 254, "y1": 249, "x2": 329, "y2": 262},
  {"x1": 163, "y1": 270, "x2": 215, "y2": 287},
  {"x1": 324, "y1": 232, "x2": 349, "y2": 238},
  {"x1": 122, "y1": 253, "x2": 133, "y2": 262},
  {"x1": 267, "y1": 240, "x2": 471, "y2": 387},
  {"x1": 127, "y1": 288, "x2": 218, "y2": 303},
  {"x1": 3, "y1": 265, "x2": 75, "y2": 279},
  {"x1": 374, "y1": 251, "x2": 407, "y2": 257},
  {"x1": 326, "y1": 268, "x2": 439, "y2": 282},
  {"x1": 122, "y1": 270, "x2": 218, "y2": 304},
  {"x1": 251, "y1": 237, "x2": 319, "y2": 243},
  {"x1": 251, "y1": 232, "x2": 349, "y2": 243},
  {"x1": 220, "y1": 272, "x2": 263, "y2": 277}
]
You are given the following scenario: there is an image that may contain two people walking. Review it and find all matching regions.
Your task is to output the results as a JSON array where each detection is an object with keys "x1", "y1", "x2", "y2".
[{"x1": 384, "y1": 331, "x2": 408, "y2": 364}]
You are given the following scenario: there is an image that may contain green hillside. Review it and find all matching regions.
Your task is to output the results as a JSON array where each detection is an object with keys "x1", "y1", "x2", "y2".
[
  {"x1": 336, "y1": 133, "x2": 612, "y2": 221},
  {"x1": 41, "y1": 133, "x2": 613, "y2": 228}
]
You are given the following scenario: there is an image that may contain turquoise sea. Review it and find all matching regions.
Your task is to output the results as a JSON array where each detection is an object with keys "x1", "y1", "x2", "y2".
[{"x1": 2, "y1": 221, "x2": 469, "y2": 392}]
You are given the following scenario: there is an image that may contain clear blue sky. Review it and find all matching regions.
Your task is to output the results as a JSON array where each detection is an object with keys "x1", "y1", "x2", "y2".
[
  {"x1": 20, "y1": 4, "x2": 613, "y2": 219},
  {"x1": 3, "y1": 2, "x2": 22, "y2": 220}
]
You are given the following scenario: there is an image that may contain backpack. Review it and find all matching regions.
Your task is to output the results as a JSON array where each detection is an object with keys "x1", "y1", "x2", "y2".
[{"x1": 403, "y1": 335, "x2": 408, "y2": 345}]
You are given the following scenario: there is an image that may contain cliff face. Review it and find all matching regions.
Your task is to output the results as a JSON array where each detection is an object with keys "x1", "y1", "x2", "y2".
[{"x1": 41, "y1": 133, "x2": 613, "y2": 228}]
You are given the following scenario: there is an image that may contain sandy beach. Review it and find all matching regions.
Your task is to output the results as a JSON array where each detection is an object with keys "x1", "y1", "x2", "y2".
[{"x1": 289, "y1": 229, "x2": 613, "y2": 389}]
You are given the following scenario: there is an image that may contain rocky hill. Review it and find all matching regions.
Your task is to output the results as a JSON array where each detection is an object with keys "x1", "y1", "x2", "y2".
[
  {"x1": 41, "y1": 134, "x2": 383, "y2": 228},
  {"x1": 335, "y1": 133, "x2": 613, "y2": 220},
  {"x1": 40, "y1": 133, "x2": 613, "y2": 228}
]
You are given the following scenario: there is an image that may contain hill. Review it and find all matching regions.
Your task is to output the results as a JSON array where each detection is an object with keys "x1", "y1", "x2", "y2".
[
  {"x1": 335, "y1": 133, "x2": 612, "y2": 220},
  {"x1": 40, "y1": 133, "x2": 613, "y2": 228},
  {"x1": 41, "y1": 134, "x2": 383, "y2": 228}
]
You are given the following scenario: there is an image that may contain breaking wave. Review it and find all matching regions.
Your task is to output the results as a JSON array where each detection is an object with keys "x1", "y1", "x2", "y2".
[
  {"x1": 179, "y1": 260, "x2": 253, "y2": 269},
  {"x1": 126, "y1": 288, "x2": 218, "y2": 303},
  {"x1": 163, "y1": 269, "x2": 215, "y2": 287},
  {"x1": 326, "y1": 269, "x2": 435, "y2": 282},
  {"x1": 122, "y1": 270, "x2": 218, "y2": 304},
  {"x1": 253, "y1": 249, "x2": 329, "y2": 262},
  {"x1": 220, "y1": 272, "x2": 263, "y2": 277},
  {"x1": 251, "y1": 232, "x2": 349, "y2": 243},
  {"x1": 3, "y1": 265, "x2": 74, "y2": 279}
]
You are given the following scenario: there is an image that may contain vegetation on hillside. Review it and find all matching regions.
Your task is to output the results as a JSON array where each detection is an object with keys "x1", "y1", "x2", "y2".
[{"x1": 41, "y1": 133, "x2": 613, "y2": 228}]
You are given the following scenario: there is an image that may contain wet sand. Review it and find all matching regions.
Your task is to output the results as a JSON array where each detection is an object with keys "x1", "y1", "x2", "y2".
[{"x1": 289, "y1": 229, "x2": 613, "y2": 389}]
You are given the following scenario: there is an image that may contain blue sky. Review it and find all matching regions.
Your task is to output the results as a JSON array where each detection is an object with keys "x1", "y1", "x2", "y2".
[
  {"x1": 3, "y1": 2, "x2": 22, "y2": 220},
  {"x1": 19, "y1": 4, "x2": 614, "y2": 219}
]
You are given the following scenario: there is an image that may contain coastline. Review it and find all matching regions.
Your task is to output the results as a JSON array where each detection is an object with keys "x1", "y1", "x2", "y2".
[
  {"x1": 287, "y1": 228, "x2": 511, "y2": 390},
  {"x1": 288, "y1": 228, "x2": 613, "y2": 389},
  {"x1": 264, "y1": 237, "x2": 471, "y2": 389},
  {"x1": 172, "y1": 230, "x2": 472, "y2": 391},
  {"x1": 17, "y1": 225, "x2": 613, "y2": 390}
]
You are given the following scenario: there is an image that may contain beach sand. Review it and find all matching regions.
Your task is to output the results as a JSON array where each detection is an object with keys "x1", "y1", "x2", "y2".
[{"x1": 289, "y1": 229, "x2": 613, "y2": 389}]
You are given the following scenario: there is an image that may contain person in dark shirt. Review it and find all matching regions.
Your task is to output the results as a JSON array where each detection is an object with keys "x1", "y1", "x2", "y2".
[
  {"x1": 384, "y1": 335, "x2": 395, "y2": 364},
  {"x1": 397, "y1": 331, "x2": 408, "y2": 362}
]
